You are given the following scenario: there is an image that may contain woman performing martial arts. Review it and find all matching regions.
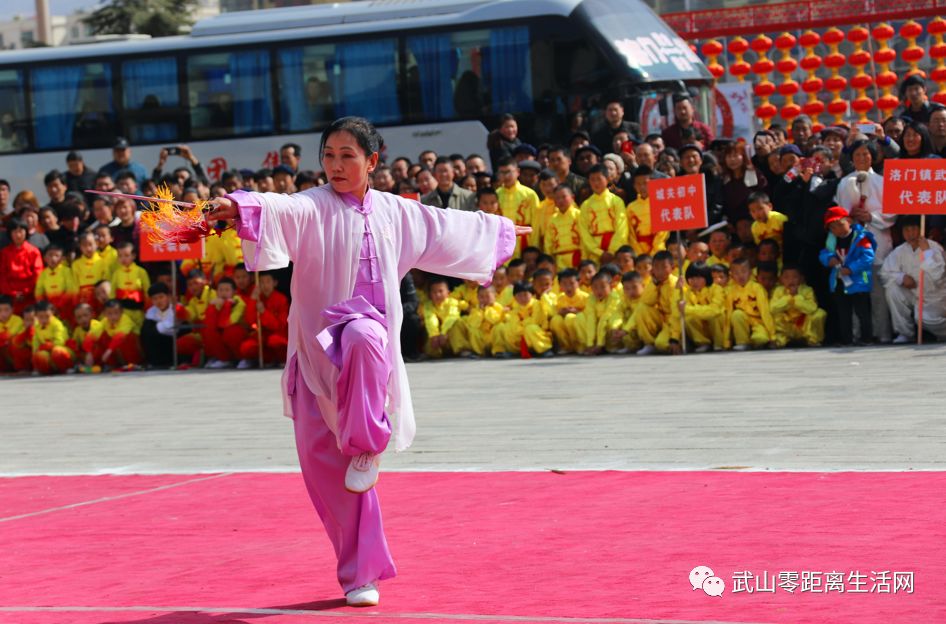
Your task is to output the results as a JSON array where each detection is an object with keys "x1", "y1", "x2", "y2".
[{"x1": 205, "y1": 117, "x2": 528, "y2": 607}]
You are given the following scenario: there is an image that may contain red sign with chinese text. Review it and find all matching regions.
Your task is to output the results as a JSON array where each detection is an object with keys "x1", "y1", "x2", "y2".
[
  {"x1": 882, "y1": 159, "x2": 946, "y2": 215},
  {"x1": 139, "y1": 229, "x2": 205, "y2": 262},
  {"x1": 647, "y1": 173, "x2": 708, "y2": 232}
]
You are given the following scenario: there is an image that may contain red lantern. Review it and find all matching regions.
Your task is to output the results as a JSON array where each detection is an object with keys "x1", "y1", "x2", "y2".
[
  {"x1": 701, "y1": 39, "x2": 725, "y2": 81},
  {"x1": 823, "y1": 28, "x2": 847, "y2": 124},
  {"x1": 928, "y1": 18, "x2": 946, "y2": 105},
  {"x1": 751, "y1": 35, "x2": 777, "y2": 127},
  {"x1": 873, "y1": 23, "x2": 899, "y2": 117},
  {"x1": 798, "y1": 30, "x2": 823, "y2": 125},
  {"x1": 728, "y1": 37, "x2": 751, "y2": 82}
]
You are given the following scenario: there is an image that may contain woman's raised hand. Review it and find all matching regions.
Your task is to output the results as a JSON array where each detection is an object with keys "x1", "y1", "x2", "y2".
[
  {"x1": 204, "y1": 197, "x2": 238, "y2": 221},
  {"x1": 514, "y1": 225, "x2": 532, "y2": 236}
]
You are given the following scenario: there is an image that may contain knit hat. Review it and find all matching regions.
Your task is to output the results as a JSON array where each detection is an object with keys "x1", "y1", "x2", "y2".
[{"x1": 603, "y1": 153, "x2": 625, "y2": 176}]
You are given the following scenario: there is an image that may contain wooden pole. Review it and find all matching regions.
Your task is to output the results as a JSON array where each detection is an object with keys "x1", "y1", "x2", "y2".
[
  {"x1": 918, "y1": 215, "x2": 925, "y2": 345},
  {"x1": 678, "y1": 232, "x2": 687, "y2": 354},
  {"x1": 170, "y1": 260, "x2": 178, "y2": 369},
  {"x1": 255, "y1": 271, "x2": 264, "y2": 368}
]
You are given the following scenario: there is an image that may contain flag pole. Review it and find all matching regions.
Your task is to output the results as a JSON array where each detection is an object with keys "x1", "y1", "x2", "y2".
[
  {"x1": 678, "y1": 231, "x2": 687, "y2": 354},
  {"x1": 171, "y1": 260, "x2": 178, "y2": 369},
  {"x1": 255, "y1": 271, "x2": 264, "y2": 368},
  {"x1": 918, "y1": 215, "x2": 925, "y2": 345}
]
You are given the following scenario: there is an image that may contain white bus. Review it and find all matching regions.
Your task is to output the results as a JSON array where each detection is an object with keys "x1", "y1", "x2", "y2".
[{"x1": 0, "y1": 0, "x2": 712, "y2": 195}]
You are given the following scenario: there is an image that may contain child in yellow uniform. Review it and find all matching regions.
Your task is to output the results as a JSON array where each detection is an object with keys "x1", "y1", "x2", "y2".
[
  {"x1": 543, "y1": 185, "x2": 583, "y2": 270},
  {"x1": 770, "y1": 265, "x2": 826, "y2": 347},
  {"x1": 625, "y1": 166, "x2": 669, "y2": 256},
  {"x1": 728, "y1": 257, "x2": 776, "y2": 350},
  {"x1": 86, "y1": 299, "x2": 142, "y2": 369},
  {"x1": 535, "y1": 171, "x2": 560, "y2": 247},
  {"x1": 497, "y1": 282, "x2": 553, "y2": 357},
  {"x1": 93, "y1": 224, "x2": 119, "y2": 276},
  {"x1": 609, "y1": 271, "x2": 645, "y2": 352},
  {"x1": 549, "y1": 268, "x2": 589, "y2": 354},
  {"x1": 35, "y1": 244, "x2": 78, "y2": 327},
  {"x1": 748, "y1": 191, "x2": 788, "y2": 254},
  {"x1": 635, "y1": 250, "x2": 679, "y2": 355},
  {"x1": 635, "y1": 254, "x2": 653, "y2": 286},
  {"x1": 495, "y1": 158, "x2": 540, "y2": 257},
  {"x1": 576, "y1": 270, "x2": 622, "y2": 355},
  {"x1": 69, "y1": 303, "x2": 103, "y2": 371},
  {"x1": 577, "y1": 259, "x2": 597, "y2": 294},
  {"x1": 450, "y1": 279, "x2": 480, "y2": 314},
  {"x1": 31, "y1": 301, "x2": 75, "y2": 375},
  {"x1": 111, "y1": 241, "x2": 151, "y2": 332},
  {"x1": 72, "y1": 232, "x2": 108, "y2": 309},
  {"x1": 754, "y1": 261, "x2": 780, "y2": 298},
  {"x1": 531, "y1": 269, "x2": 557, "y2": 320},
  {"x1": 578, "y1": 164, "x2": 628, "y2": 263},
  {"x1": 0, "y1": 295, "x2": 26, "y2": 372},
  {"x1": 672, "y1": 262, "x2": 728, "y2": 353},
  {"x1": 462, "y1": 285, "x2": 506, "y2": 357},
  {"x1": 206, "y1": 228, "x2": 243, "y2": 283},
  {"x1": 615, "y1": 245, "x2": 636, "y2": 276},
  {"x1": 706, "y1": 229, "x2": 731, "y2": 268},
  {"x1": 423, "y1": 277, "x2": 467, "y2": 358},
  {"x1": 492, "y1": 266, "x2": 513, "y2": 308}
]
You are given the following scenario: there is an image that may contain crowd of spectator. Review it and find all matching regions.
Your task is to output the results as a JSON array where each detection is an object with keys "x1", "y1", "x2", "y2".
[{"x1": 2, "y1": 75, "x2": 946, "y2": 375}]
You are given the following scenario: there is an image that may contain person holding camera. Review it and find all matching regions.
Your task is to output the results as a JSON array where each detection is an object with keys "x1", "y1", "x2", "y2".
[{"x1": 152, "y1": 144, "x2": 210, "y2": 189}]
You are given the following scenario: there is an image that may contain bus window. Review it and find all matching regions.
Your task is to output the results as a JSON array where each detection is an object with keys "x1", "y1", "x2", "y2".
[
  {"x1": 482, "y1": 26, "x2": 532, "y2": 115},
  {"x1": 31, "y1": 62, "x2": 115, "y2": 150},
  {"x1": 276, "y1": 44, "x2": 336, "y2": 132},
  {"x1": 404, "y1": 30, "x2": 485, "y2": 122},
  {"x1": 0, "y1": 70, "x2": 27, "y2": 153},
  {"x1": 187, "y1": 49, "x2": 274, "y2": 140},
  {"x1": 121, "y1": 57, "x2": 180, "y2": 145},
  {"x1": 328, "y1": 38, "x2": 400, "y2": 125}
]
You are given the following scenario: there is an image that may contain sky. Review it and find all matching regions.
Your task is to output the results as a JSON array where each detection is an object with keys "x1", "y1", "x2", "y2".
[{"x1": 7, "y1": 0, "x2": 100, "y2": 17}]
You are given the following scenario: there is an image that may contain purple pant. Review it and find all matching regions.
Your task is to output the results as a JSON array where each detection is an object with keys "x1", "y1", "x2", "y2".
[{"x1": 290, "y1": 317, "x2": 397, "y2": 592}]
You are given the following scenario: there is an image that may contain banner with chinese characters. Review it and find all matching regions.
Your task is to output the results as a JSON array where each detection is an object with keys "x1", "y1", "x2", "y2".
[
  {"x1": 882, "y1": 159, "x2": 946, "y2": 215},
  {"x1": 647, "y1": 173, "x2": 708, "y2": 232},
  {"x1": 139, "y1": 232, "x2": 205, "y2": 262}
]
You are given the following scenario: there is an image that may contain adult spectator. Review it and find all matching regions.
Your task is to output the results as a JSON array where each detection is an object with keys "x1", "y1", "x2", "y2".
[
  {"x1": 18, "y1": 208, "x2": 50, "y2": 252},
  {"x1": 254, "y1": 169, "x2": 275, "y2": 193},
  {"x1": 488, "y1": 114, "x2": 522, "y2": 169},
  {"x1": 895, "y1": 74, "x2": 933, "y2": 124},
  {"x1": 99, "y1": 137, "x2": 149, "y2": 188},
  {"x1": 94, "y1": 172, "x2": 116, "y2": 192},
  {"x1": 449, "y1": 153, "x2": 467, "y2": 178},
  {"x1": 574, "y1": 145, "x2": 602, "y2": 177},
  {"x1": 418, "y1": 150, "x2": 437, "y2": 170},
  {"x1": 0, "y1": 179, "x2": 11, "y2": 221},
  {"x1": 39, "y1": 207, "x2": 77, "y2": 256},
  {"x1": 567, "y1": 131, "x2": 591, "y2": 158},
  {"x1": 0, "y1": 220, "x2": 43, "y2": 313},
  {"x1": 512, "y1": 143, "x2": 537, "y2": 164},
  {"x1": 88, "y1": 197, "x2": 120, "y2": 231},
  {"x1": 680, "y1": 145, "x2": 723, "y2": 224},
  {"x1": 372, "y1": 166, "x2": 396, "y2": 194},
  {"x1": 591, "y1": 100, "x2": 642, "y2": 155},
  {"x1": 421, "y1": 156, "x2": 476, "y2": 211},
  {"x1": 645, "y1": 133, "x2": 664, "y2": 153},
  {"x1": 661, "y1": 94, "x2": 714, "y2": 151},
  {"x1": 416, "y1": 167, "x2": 436, "y2": 196},
  {"x1": 272, "y1": 165, "x2": 296, "y2": 194},
  {"x1": 898, "y1": 119, "x2": 935, "y2": 159},
  {"x1": 280, "y1": 143, "x2": 302, "y2": 173},
  {"x1": 390, "y1": 157, "x2": 411, "y2": 183},
  {"x1": 880, "y1": 215, "x2": 946, "y2": 343},
  {"x1": 834, "y1": 140, "x2": 895, "y2": 342},
  {"x1": 790, "y1": 115, "x2": 814, "y2": 150},
  {"x1": 720, "y1": 142, "x2": 766, "y2": 224},
  {"x1": 819, "y1": 126, "x2": 850, "y2": 178},
  {"x1": 152, "y1": 145, "x2": 210, "y2": 187},
  {"x1": 883, "y1": 116, "x2": 905, "y2": 143},
  {"x1": 518, "y1": 160, "x2": 542, "y2": 191},
  {"x1": 64, "y1": 152, "x2": 97, "y2": 194},
  {"x1": 110, "y1": 198, "x2": 140, "y2": 251},
  {"x1": 929, "y1": 106, "x2": 946, "y2": 156},
  {"x1": 43, "y1": 170, "x2": 70, "y2": 219},
  {"x1": 547, "y1": 145, "x2": 586, "y2": 197},
  {"x1": 465, "y1": 154, "x2": 489, "y2": 175}
]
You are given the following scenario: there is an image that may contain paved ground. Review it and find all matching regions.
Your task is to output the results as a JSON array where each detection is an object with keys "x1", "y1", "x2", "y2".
[{"x1": 1, "y1": 344, "x2": 944, "y2": 475}]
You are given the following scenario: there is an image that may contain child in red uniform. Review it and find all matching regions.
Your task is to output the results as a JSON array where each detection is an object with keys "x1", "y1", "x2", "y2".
[
  {"x1": 0, "y1": 220, "x2": 44, "y2": 314},
  {"x1": 176, "y1": 269, "x2": 215, "y2": 363},
  {"x1": 8, "y1": 304, "x2": 35, "y2": 372},
  {"x1": 34, "y1": 244, "x2": 78, "y2": 327},
  {"x1": 83, "y1": 299, "x2": 142, "y2": 370},
  {"x1": 238, "y1": 272, "x2": 289, "y2": 368},
  {"x1": 111, "y1": 241, "x2": 150, "y2": 331},
  {"x1": 31, "y1": 301, "x2": 75, "y2": 375},
  {"x1": 232, "y1": 263, "x2": 257, "y2": 310},
  {"x1": 0, "y1": 295, "x2": 26, "y2": 372},
  {"x1": 72, "y1": 231, "x2": 108, "y2": 308},
  {"x1": 201, "y1": 277, "x2": 247, "y2": 369}
]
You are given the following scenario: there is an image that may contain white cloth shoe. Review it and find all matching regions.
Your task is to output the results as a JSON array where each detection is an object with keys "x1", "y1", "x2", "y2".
[
  {"x1": 636, "y1": 345, "x2": 656, "y2": 356},
  {"x1": 345, "y1": 452, "x2": 381, "y2": 493},
  {"x1": 694, "y1": 344, "x2": 711, "y2": 353},
  {"x1": 236, "y1": 359, "x2": 254, "y2": 369},
  {"x1": 732, "y1": 344, "x2": 750, "y2": 352},
  {"x1": 892, "y1": 334, "x2": 913, "y2": 344},
  {"x1": 345, "y1": 582, "x2": 379, "y2": 607}
]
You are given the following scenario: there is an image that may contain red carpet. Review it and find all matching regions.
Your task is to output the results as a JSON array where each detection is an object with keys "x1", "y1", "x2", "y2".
[{"x1": 0, "y1": 471, "x2": 942, "y2": 623}]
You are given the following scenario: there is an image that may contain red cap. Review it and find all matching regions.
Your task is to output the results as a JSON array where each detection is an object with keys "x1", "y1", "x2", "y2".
[{"x1": 824, "y1": 206, "x2": 848, "y2": 227}]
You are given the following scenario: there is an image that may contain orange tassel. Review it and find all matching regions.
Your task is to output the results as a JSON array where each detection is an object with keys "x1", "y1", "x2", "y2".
[{"x1": 139, "y1": 185, "x2": 214, "y2": 245}]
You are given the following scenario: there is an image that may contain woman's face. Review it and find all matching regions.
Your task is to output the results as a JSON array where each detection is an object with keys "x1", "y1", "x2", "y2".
[
  {"x1": 500, "y1": 119, "x2": 518, "y2": 141},
  {"x1": 903, "y1": 128, "x2": 922, "y2": 155},
  {"x1": 40, "y1": 210, "x2": 58, "y2": 230},
  {"x1": 321, "y1": 130, "x2": 378, "y2": 196},
  {"x1": 852, "y1": 145, "x2": 873, "y2": 171},
  {"x1": 724, "y1": 150, "x2": 744, "y2": 173}
]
